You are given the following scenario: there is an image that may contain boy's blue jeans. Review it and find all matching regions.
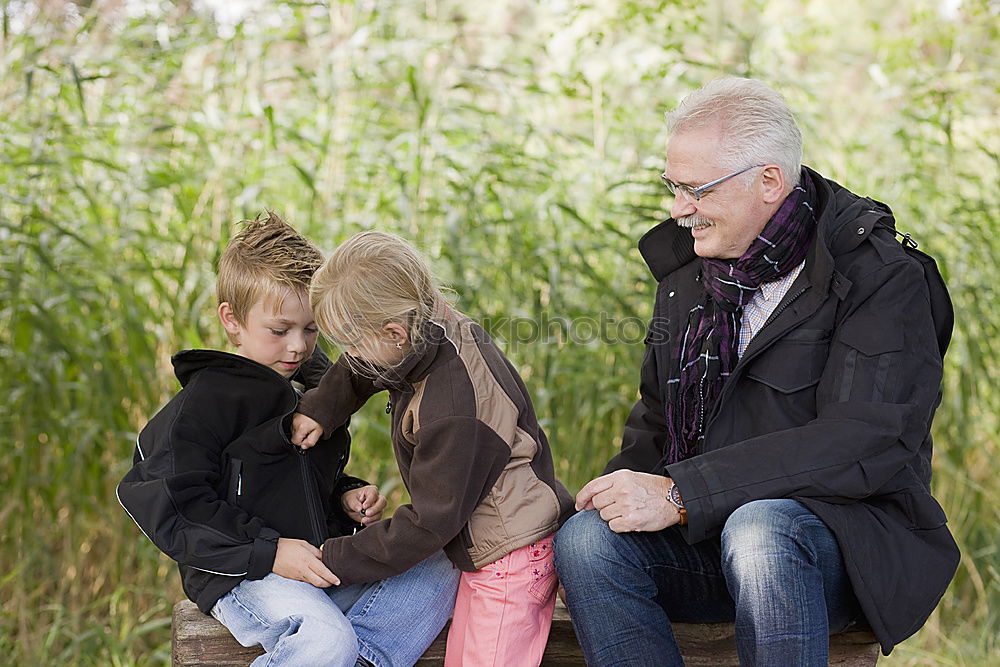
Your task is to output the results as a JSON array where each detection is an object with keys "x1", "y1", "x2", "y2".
[
  {"x1": 554, "y1": 500, "x2": 863, "y2": 667},
  {"x1": 211, "y1": 550, "x2": 459, "y2": 667}
]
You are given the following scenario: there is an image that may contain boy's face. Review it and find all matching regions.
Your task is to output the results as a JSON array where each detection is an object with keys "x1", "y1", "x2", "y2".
[{"x1": 219, "y1": 291, "x2": 318, "y2": 379}]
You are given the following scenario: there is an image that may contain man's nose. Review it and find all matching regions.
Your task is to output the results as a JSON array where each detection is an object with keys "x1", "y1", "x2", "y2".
[{"x1": 670, "y1": 193, "x2": 696, "y2": 220}]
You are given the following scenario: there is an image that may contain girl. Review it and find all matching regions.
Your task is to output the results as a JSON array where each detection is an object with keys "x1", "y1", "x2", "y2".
[{"x1": 292, "y1": 231, "x2": 574, "y2": 667}]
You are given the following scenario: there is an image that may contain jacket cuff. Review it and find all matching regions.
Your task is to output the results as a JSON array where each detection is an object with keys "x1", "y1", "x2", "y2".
[
  {"x1": 320, "y1": 536, "x2": 343, "y2": 576},
  {"x1": 334, "y1": 476, "x2": 369, "y2": 496},
  {"x1": 295, "y1": 396, "x2": 336, "y2": 436},
  {"x1": 665, "y1": 462, "x2": 712, "y2": 544},
  {"x1": 246, "y1": 527, "x2": 280, "y2": 580}
]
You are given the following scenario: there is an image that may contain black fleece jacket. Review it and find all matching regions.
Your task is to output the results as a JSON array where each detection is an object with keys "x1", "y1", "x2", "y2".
[{"x1": 117, "y1": 348, "x2": 363, "y2": 613}]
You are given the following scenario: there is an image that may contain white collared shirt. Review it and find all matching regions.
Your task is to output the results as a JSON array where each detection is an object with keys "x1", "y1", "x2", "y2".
[{"x1": 738, "y1": 261, "x2": 806, "y2": 358}]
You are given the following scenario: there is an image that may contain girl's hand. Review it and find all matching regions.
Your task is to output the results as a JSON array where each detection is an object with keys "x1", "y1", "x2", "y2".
[
  {"x1": 291, "y1": 413, "x2": 324, "y2": 449},
  {"x1": 341, "y1": 485, "x2": 387, "y2": 526}
]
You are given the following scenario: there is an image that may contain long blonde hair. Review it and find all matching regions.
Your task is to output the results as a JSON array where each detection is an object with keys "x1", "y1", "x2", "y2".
[{"x1": 310, "y1": 231, "x2": 446, "y2": 361}]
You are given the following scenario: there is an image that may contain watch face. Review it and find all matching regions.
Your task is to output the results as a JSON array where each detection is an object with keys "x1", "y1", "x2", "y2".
[{"x1": 668, "y1": 482, "x2": 684, "y2": 509}]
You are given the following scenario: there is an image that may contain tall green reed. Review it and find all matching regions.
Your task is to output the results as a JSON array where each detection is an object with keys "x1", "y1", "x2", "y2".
[{"x1": 1, "y1": 0, "x2": 996, "y2": 663}]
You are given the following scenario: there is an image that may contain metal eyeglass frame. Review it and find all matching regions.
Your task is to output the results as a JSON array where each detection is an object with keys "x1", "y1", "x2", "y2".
[{"x1": 659, "y1": 164, "x2": 765, "y2": 201}]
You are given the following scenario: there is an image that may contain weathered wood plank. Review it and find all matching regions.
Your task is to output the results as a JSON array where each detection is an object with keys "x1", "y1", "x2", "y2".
[
  {"x1": 172, "y1": 598, "x2": 879, "y2": 666},
  {"x1": 667, "y1": 621, "x2": 880, "y2": 667},
  {"x1": 171, "y1": 601, "x2": 263, "y2": 666}
]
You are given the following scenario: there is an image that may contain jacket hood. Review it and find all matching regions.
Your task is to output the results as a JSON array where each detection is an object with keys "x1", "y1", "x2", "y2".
[
  {"x1": 637, "y1": 166, "x2": 896, "y2": 281},
  {"x1": 171, "y1": 349, "x2": 286, "y2": 387},
  {"x1": 819, "y1": 168, "x2": 899, "y2": 257}
]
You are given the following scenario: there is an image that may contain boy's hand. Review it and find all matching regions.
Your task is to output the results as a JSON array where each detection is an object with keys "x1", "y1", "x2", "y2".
[
  {"x1": 273, "y1": 537, "x2": 340, "y2": 587},
  {"x1": 341, "y1": 485, "x2": 387, "y2": 526},
  {"x1": 291, "y1": 413, "x2": 324, "y2": 449}
]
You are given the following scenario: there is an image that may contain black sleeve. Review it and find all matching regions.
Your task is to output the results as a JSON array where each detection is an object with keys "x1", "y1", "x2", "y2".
[
  {"x1": 606, "y1": 303, "x2": 670, "y2": 474},
  {"x1": 117, "y1": 380, "x2": 279, "y2": 580}
]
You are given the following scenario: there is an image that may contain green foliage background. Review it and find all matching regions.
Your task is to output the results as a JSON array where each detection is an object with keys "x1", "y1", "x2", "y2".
[{"x1": 1, "y1": 0, "x2": 997, "y2": 664}]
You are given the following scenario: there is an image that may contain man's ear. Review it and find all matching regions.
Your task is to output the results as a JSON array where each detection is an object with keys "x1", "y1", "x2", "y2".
[
  {"x1": 218, "y1": 302, "x2": 242, "y2": 343},
  {"x1": 382, "y1": 321, "x2": 410, "y2": 346},
  {"x1": 760, "y1": 165, "x2": 787, "y2": 205}
]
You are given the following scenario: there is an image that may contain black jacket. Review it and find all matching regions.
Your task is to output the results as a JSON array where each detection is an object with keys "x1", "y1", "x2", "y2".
[
  {"x1": 607, "y1": 167, "x2": 959, "y2": 655},
  {"x1": 117, "y1": 349, "x2": 362, "y2": 613}
]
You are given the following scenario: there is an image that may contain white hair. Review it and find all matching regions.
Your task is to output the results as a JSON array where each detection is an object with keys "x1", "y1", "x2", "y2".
[{"x1": 666, "y1": 77, "x2": 802, "y2": 190}]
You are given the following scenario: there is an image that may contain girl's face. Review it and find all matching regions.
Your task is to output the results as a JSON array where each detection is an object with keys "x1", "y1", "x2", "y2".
[{"x1": 346, "y1": 322, "x2": 410, "y2": 369}]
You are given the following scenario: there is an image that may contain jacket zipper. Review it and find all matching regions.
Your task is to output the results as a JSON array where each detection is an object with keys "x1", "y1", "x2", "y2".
[
  {"x1": 297, "y1": 448, "x2": 326, "y2": 545},
  {"x1": 757, "y1": 286, "x2": 808, "y2": 337}
]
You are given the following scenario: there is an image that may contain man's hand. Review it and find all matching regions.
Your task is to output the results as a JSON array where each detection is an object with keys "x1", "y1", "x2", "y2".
[
  {"x1": 272, "y1": 537, "x2": 341, "y2": 587},
  {"x1": 291, "y1": 413, "x2": 324, "y2": 449},
  {"x1": 341, "y1": 485, "x2": 387, "y2": 526},
  {"x1": 575, "y1": 470, "x2": 682, "y2": 533}
]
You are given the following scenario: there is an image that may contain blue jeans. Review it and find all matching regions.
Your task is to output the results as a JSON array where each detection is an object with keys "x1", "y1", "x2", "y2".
[
  {"x1": 211, "y1": 550, "x2": 459, "y2": 667},
  {"x1": 553, "y1": 500, "x2": 862, "y2": 667}
]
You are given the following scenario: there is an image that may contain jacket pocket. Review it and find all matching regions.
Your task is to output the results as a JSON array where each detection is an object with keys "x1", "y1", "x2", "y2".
[
  {"x1": 833, "y1": 316, "x2": 903, "y2": 403},
  {"x1": 746, "y1": 331, "x2": 830, "y2": 393},
  {"x1": 897, "y1": 469, "x2": 949, "y2": 530},
  {"x1": 839, "y1": 317, "x2": 903, "y2": 356},
  {"x1": 226, "y1": 458, "x2": 243, "y2": 505},
  {"x1": 904, "y1": 491, "x2": 948, "y2": 530}
]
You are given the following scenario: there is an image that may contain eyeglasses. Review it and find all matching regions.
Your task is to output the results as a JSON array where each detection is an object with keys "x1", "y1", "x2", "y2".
[{"x1": 659, "y1": 164, "x2": 765, "y2": 201}]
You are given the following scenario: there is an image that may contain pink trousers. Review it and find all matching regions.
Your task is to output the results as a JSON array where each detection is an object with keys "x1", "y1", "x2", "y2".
[{"x1": 444, "y1": 535, "x2": 558, "y2": 667}]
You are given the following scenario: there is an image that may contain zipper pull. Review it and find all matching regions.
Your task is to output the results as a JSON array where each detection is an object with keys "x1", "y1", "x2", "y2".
[{"x1": 385, "y1": 398, "x2": 392, "y2": 414}]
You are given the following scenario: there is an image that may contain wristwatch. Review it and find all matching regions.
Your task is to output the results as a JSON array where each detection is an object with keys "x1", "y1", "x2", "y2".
[{"x1": 666, "y1": 480, "x2": 688, "y2": 526}]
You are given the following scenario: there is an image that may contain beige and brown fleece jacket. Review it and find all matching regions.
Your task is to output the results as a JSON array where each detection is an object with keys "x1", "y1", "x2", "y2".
[{"x1": 298, "y1": 302, "x2": 575, "y2": 584}]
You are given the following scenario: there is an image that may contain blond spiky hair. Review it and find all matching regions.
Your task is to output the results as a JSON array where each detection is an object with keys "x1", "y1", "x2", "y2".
[{"x1": 216, "y1": 211, "x2": 323, "y2": 341}]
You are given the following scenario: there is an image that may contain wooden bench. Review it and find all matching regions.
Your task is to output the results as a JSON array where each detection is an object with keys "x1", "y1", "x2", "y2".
[{"x1": 172, "y1": 598, "x2": 880, "y2": 666}]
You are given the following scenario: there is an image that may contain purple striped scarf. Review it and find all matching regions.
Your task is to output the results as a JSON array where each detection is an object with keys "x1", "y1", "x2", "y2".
[{"x1": 663, "y1": 168, "x2": 817, "y2": 465}]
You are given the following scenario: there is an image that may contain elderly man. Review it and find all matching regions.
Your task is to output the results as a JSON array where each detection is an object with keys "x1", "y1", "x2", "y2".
[{"x1": 554, "y1": 77, "x2": 958, "y2": 666}]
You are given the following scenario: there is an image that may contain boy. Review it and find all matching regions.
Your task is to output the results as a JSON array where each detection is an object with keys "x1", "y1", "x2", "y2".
[{"x1": 117, "y1": 212, "x2": 458, "y2": 667}]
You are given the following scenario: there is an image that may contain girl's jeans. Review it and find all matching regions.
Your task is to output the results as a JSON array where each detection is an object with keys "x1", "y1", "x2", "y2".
[
  {"x1": 553, "y1": 500, "x2": 863, "y2": 667},
  {"x1": 211, "y1": 550, "x2": 459, "y2": 667},
  {"x1": 444, "y1": 535, "x2": 558, "y2": 667}
]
